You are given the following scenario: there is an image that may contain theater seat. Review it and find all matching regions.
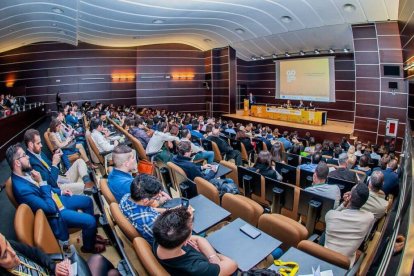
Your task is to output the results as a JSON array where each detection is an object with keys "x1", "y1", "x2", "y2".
[
  {"x1": 194, "y1": 177, "x2": 220, "y2": 205},
  {"x1": 211, "y1": 141, "x2": 224, "y2": 162},
  {"x1": 100, "y1": 178, "x2": 116, "y2": 204},
  {"x1": 4, "y1": 177, "x2": 18, "y2": 208},
  {"x1": 44, "y1": 128, "x2": 80, "y2": 164},
  {"x1": 166, "y1": 162, "x2": 188, "y2": 197},
  {"x1": 258, "y1": 213, "x2": 308, "y2": 250},
  {"x1": 297, "y1": 240, "x2": 350, "y2": 269},
  {"x1": 219, "y1": 160, "x2": 238, "y2": 187},
  {"x1": 33, "y1": 209, "x2": 62, "y2": 255},
  {"x1": 132, "y1": 237, "x2": 170, "y2": 276},
  {"x1": 221, "y1": 193, "x2": 263, "y2": 226},
  {"x1": 110, "y1": 202, "x2": 141, "y2": 242},
  {"x1": 14, "y1": 204, "x2": 34, "y2": 246}
]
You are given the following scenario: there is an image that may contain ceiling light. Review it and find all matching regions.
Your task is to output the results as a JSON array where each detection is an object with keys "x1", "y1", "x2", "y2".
[
  {"x1": 314, "y1": 49, "x2": 320, "y2": 54},
  {"x1": 260, "y1": 56, "x2": 265, "y2": 60},
  {"x1": 285, "y1": 52, "x2": 290, "y2": 57},
  {"x1": 343, "y1": 48, "x2": 350, "y2": 53},
  {"x1": 329, "y1": 48, "x2": 335, "y2": 54},
  {"x1": 204, "y1": 38, "x2": 212, "y2": 43},
  {"x1": 52, "y1": 7, "x2": 64, "y2": 14},
  {"x1": 280, "y1": 16, "x2": 293, "y2": 23},
  {"x1": 299, "y1": 50, "x2": 305, "y2": 56},
  {"x1": 251, "y1": 56, "x2": 257, "y2": 61},
  {"x1": 235, "y1": 28, "x2": 245, "y2": 34},
  {"x1": 58, "y1": 30, "x2": 66, "y2": 35},
  {"x1": 152, "y1": 19, "x2": 165, "y2": 24},
  {"x1": 343, "y1": 4, "x2": 356, "y2": 12},
  {"x1": 272, "y1": 54, "x2": 277, "y2": 59}
]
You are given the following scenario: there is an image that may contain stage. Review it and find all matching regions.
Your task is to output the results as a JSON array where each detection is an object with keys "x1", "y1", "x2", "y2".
[{"x1": 222, "y1": 113, "x2": 354, "y2": 143}]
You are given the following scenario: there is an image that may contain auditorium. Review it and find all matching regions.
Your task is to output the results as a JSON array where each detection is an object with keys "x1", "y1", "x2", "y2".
[{"x1": 0, "y1": 0, "x2": 413, "y2": 275}]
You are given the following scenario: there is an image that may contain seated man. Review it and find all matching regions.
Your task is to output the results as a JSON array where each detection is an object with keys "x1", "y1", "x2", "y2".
[
  {"x1": 146, "y1": 122, "x2": 179, "y2": 162},
  {"x1": 24, "y1": 129, "x2": 94, "y2": 195},
  {"x1": 153, "y1": 207, "x2": 237, "y2": 276},
  {"x1": 0, "y1": 233, "x2": 119, "y2": 276},
  {"x1": 107, "y1": 145, "x2": 137, "y2": 202},
  {"x1": 305, "y1": 162, "x2": 341, "y2": 208},
  {"x1": 180, "y1": 129, "x2": 214, "y2": 164},
  {"x1": 6, "y1": 143, "x2": 104, "y2": 253},
  {"x1": 337, "y1": 171, "x2": 388, "y2": 221},
  {"x1": 328, "y1": 153, "x2": 358, "y2": 183},
  {"x1": 172, "y1": 141, "x2": 239, "y2": 197},
  {"x1": 207, "y1": 124, "x2": 242, "y2": 166},
  {"x1": 381, "y1": 159, "x2": 399, "y2": 197},
  {"x1": 90, "y1": 118, "x2": 119, "y2": 157},
  {"x1": 298, "y1": 152, "x2": 323, "y2": 173},
  {"x1": 190, "y1": 120, "x2": 204, "y2": 140},
  {"x1": 130, "y1": 117, "x2": 151, "y2": 149},
  {"x1": 119, "y1": 174, "x2": 170, "y2": 244},
  {"x1": 325, "y1": 183, "x2": 375, "y2": 266}
]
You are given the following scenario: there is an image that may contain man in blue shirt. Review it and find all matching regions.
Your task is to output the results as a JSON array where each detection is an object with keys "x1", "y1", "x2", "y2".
[
  {"x1": 119, "y1": 174, "x2": 170, "y2": 244},
  {"x1": 299, "y1": 152, "x2": 323, "y2": 172},
  {"x1": 278, "y1": 131, "x2": 292, "y2": 151},
  {"x1": 107, "y1": 145, "x2": 136, "y2": 202},
  {"x1": 381, "y1": 159, "x2": 399, "y2": 196}
]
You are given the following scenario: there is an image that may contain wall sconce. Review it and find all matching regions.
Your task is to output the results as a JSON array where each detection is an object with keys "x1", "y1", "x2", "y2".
[
  {"x1": 5, "y1": 73, "x2": 15, "y2": 87},
  {"x1": 171, "y1": 73, "x2": 195, "y2": 80},
  {"x1": 111, "y1": 72, "x2": 135, "y2": 82}
]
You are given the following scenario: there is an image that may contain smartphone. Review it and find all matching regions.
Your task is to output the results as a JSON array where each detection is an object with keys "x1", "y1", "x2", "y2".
[
  {"x1": 181, "y1": 198, "x2": 189, "y2": 209},
  {"x1": 240, "y1": 224, "x2": 261, "y2": 239}
]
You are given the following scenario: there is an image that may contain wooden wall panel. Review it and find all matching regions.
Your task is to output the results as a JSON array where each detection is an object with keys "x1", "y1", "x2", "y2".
[{"x1": 212, "y1": 48, "x2": 230, "y2": 116}]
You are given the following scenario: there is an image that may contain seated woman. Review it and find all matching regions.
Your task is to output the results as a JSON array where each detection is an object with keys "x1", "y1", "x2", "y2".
[
  {"x1": 236, "y1": 129, "x2": 254, "y2": 157},
  {"x1": 49, "y1": 118, "x2": 97, "y2": 169},
  {"x1": 252, "y1": 151, "x2": 282, "y2": 181},
  {"x1": 270, "y1": 141, "x2": 286, "y2": 164},
  {"x1": 0, "y1": 233, "x2": 119, "y2": 276}
]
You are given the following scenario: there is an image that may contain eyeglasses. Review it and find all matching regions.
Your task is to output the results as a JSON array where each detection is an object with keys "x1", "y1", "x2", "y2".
[
  {"x1": 17, "y1": 153, "x2": 27, "y2": 160},
  {"x1": 150, "y1": 194, "x2": 161, "y2": 201}
]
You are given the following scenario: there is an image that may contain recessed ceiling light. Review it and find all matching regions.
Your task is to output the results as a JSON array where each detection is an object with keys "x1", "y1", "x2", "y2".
[
  {"x1": 204, "y1": 38, "x2": 212, "y2": 43},
  {"x1": 343, "y1": 4, "x2": 356, "y2": 12},
  {"x1": 272, "y1": 54, "x2": 277, "y2": 59},
  {"x1": 285, "y1": 52, "x2": 290, "y2": 57},
  {"x1": 281, "y1": 16, "x2": 293, "y2": 23},
  {"x1": 260, "y1": 56, "x2": 265, "y2": 60},
  {"x1": 300, "y1": 50, "x2": 305, "y2": 56},
  {"x1": 152, "y1": 19, "x2": 165, "y2": 24},
  {"x1": 58, "y1": 30, "x2": 66, "y2": 35},
  {"x1": 314, "y1": 49, "x2": 320, "y2": 54},
  {"x1": 52, "y1": 7, "x2": 64, "y2": 14},
  {"x1": 251, "y1": 56, "x2": 257, "y2": 60},
  {"x1": 329, "y1": 48, "x2": 335, "y2": 54},
  {"x1": 235, "y1": 28, "x2": 245, "y2": 34},
  {"x1": 344, "y1": 48, "x2": 350, "y2": 53}
]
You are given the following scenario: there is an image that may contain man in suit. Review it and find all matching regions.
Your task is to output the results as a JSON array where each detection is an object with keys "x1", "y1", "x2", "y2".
[
  {"x1": 248, "y1": 92, "x2": 256, "y2": 109},
  {"x1": 6, "y1": 143, "x2": 104, "y2": 253},
  {"x1": 381, "y1": 159, "x2": 399, "y2": 196},
  {"x1": 24, "y1": 128, "x2": 95, "y2": 195}
]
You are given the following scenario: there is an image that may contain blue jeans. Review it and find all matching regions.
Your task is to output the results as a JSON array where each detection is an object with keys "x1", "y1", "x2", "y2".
[
  {"x1": 194, "y1": 151, "x2": 214, "y2": 164},
  {"x1": 60, "y1": 195, "x2": 96, "y2": 250}
]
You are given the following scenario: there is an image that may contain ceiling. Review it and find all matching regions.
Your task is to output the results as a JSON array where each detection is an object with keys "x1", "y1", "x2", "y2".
[{"x1": 0, "y1": 0, "x2": 399, "y2": 60}]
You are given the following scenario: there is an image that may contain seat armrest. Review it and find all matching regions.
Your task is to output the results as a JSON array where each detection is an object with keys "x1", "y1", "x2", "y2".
[
  {"x1": 345, "y1": 252, "x2": 366, "y2": 276},
  {"x1": 48, "y1": 253, "x2": 64, "y2": 261}
]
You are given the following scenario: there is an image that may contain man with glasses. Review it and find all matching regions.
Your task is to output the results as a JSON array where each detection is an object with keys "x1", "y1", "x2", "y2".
[
  {"x1": 119, "y1": 174, "x2": 170, "y2": 244},
  {"x1": 6, "y1": 143, "x2": 105, "y2": 253}
]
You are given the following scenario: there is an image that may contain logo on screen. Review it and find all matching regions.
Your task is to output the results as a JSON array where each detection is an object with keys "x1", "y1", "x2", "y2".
[{"x1": 287, "y1": 70, "x2": 296, "y2": 83}]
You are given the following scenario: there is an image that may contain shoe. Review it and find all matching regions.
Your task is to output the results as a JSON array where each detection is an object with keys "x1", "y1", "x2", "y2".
[
  {"x1": 86, "y1": 161, "x2": 99, "y2": 169},
  {"x1": 96, "y1": 234, "x2": 111, "y2": 246},
  {"x1": 80, "y1": 243, "x2": 106, "y2": 254}
]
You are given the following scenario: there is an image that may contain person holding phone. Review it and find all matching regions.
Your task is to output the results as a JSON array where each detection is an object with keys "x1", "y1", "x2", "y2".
[{"x1": 119, "y1": 174, "x2": 171, "y2": 245}]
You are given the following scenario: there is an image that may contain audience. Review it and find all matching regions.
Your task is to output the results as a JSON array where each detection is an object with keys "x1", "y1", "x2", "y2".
[
  {"x1": 207, "y1": 123, "x2": 242, "y2": 166},
  {"x1": 24, "y1": 129, "x2": 95, "y2": 195},
  {"x1": 251, "y1": 151, "x2": 282, "y2": 181},
  {"x1": 153, "y1": 207, "x2": 237, "y2": 275},
  {"x1": 90, "y1": 118, "x2": 119, "y2": 158},
  {"x1": 270, "y1": 141, "x2": 286, "y2": 164},
  {"x1": 130, "y1": 117, "x2": 152, "y2": 149},
  {"x1": 299, "y1": 152, "x2": 323, "y2": 172},
  {"x1": 381, "y1": 159, "x2": 399, "y2": 197},
  {"x1": 119, "y1": 174, "x2": 170, "y2": 244},
  {"x1": 146, "y1": 122, "x2": 179, "y2": 162},
  {"x1": 180, "y1": 129, "x2": 214, "y2": 164},
  {"x1": 107, "y1": 145, "x2": 137, "y2": 202},
  {"x1": 6, "y1": 143, "x2": 104, "y2": 253},
  {"x1": 325, "y1": 183, "x2": 375, "y2": 266}
]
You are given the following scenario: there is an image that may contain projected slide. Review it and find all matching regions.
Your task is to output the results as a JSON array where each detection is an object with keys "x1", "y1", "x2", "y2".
[{"x1": 276, "y1": 57, "x2": 335, "y2": 102}]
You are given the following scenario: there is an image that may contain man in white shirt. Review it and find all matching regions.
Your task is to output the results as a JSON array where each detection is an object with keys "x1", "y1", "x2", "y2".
[
  {"x1": 180, "y1": 129, "x2": 214, "y2": 164},
  {"x1": 146, "y1": 122, "x2": 179, "y2": 155},
  {"x1": 90, "y1": 118, "x2": 118, "y2": 154},
  {"x1": 325, "y1": 183, "x2": 375, "y2": 267}
]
